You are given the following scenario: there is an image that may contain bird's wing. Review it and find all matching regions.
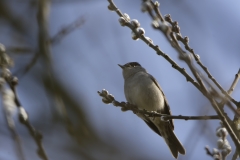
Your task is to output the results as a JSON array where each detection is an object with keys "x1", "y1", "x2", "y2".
[
  {"x1": 149, "y1": 74, "x2": 174, "y2": 130},
  {"x1": 143, "y1": 118, "x2": 162, "y2": 136}
]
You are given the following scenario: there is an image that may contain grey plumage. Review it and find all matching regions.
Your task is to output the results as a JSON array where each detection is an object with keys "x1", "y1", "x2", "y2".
[{"x1": 119, "y1": 62, "x2": 185, "y2": 159}]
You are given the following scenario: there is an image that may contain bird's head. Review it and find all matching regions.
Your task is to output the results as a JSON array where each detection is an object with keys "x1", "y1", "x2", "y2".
[{"x1": 118, "y1": 62, "x2": 146, "y2": 79}]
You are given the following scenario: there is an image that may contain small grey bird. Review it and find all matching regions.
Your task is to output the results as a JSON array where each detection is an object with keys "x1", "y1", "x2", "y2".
[{"x1": 118, "y1": 62, "x2": 185, "y2": 159}]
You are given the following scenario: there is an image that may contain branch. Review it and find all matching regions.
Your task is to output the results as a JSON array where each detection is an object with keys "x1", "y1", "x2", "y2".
[
  {"x1": 205, "y1": 123, "x2": 232, "y2": 160},
  {"x1": 142, "y1": 0, "x2": 240, "y2": 108},
  {"x1": 164, "y1": 115, "x2": 219, "y2": 121},
  {"x1": 219, "y1": 69, "x2": 240, "y2": 109},
  {"x1": 227, "y1": 69, "x2": 240, "y2": 96},
  {"x1": 164, "y1": 14, "x2": 239, "y2": 107},
  {"x1": 0, "y1": 43, "x2": 48, "y2": 159},
  {"x1": 50, "y1": 16, "x2": 85, "y2": 44},
  {"x1": 108, "y1": 0, "x2": 202, "y2": 93},
  {"x1": 3, "y1": 70, "x2": 48, "y2": 160},
  {"x1": 1, "y1": 81, "x2": 25, "y2": 160},
  {"x1": 6, "y1": 46, "x2": 34, "y2": 54},
  {"x1": 205, "y1": 146, "x2": 222, "y2": 160},
  {"x1": 98, "y1": 89, "x2": 219, "y2": 121},
  {"x1": 220, "y1": 69, "x2": 240, "y2": 159},
  {"x1": 13, "y1": 15, "x2": 85, "y2": 78},
  {"x1": 143, "y1": 1, "x2": 209, "y2": 95},
  {"x1": 150, "y1": 1, "x2": 240, "y2": 154},
  {"x1": 107, "y1": 0, "x2": 240, "y2": 151}
]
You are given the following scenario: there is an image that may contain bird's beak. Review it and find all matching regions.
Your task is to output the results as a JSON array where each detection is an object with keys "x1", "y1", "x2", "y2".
[{"x1": 118, "y1": 64, "x2": 124, "y2": 69}]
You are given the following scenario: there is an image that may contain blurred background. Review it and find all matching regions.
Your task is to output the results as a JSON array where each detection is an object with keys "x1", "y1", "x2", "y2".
[{"x1": 0, "y1": 0, "x2": 239, "y2": 159}]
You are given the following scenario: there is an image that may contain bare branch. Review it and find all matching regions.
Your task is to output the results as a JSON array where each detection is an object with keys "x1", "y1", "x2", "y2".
[
  {"x1": 7, "y1": 46, "x2": 34, "y2": 54},
  {"x1": 165, "y1": 15, "x2": 239, "y2": 107},
  {"x1": 98, "y1": 89, "x2": 219, "y2": 121},
  {"x1": 1, "y1": 81, "x2": 25, "y2": 160},
  {"x1": 142, "y1": 0, "x2": 239, "y2": 108},
  {"x1": 13, "y1": 15, "x2": 85, "y2": 79},
  {"x1": 228, "y1": 69, "x2": 240, "y2": 95},
  {"x1": 108, "y1": 0, "x2": 201, "y2": 92},
  {"x1": 4, "y1": 71, "x2": 48, "y2": 160},
  {"x1": 205, "y1": 146, "x2": 222, "y2": 160},
  {"x1": 107, "y1": 0, "x2": 240, "y2": 152},
  {"x1": 219, "y1": 69, "x2": 240, "y2": 108},
  {"x1": 50, "y1": 16, "x2": 85, "y2": 44},
  {"x1": 206, "y1": 123, "x2": 232, "y2": 160}
]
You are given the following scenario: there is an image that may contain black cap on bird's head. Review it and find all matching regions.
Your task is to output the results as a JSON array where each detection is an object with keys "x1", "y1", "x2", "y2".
[
  {"x1": 118, "y1": 62, "x2": 145, "y2": 79},
  {"x1": 118, "y1": 62, "x2": 141, "y2": 69}
]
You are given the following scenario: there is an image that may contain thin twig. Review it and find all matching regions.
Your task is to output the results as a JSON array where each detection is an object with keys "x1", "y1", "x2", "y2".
[
  {"x1": 98, "y1": 89, "x2": 219, "y2": 121},
  {"x1": 108, "y1": 0, "x2": 201, "y2": 92},
  {"x1": 50, "y1": 16, "x2": 85, "y2": 44},
  {"x1": 206, "y1": 92, "x2": 240, "y2": 153},
  {"x1": 220, "y1": 69, "x2": 240, "y2": 108},
  {"x1": 163, "y1": 115, "x2": 219, "y2": 121},
  {"x1": 169, "y1": 29, "x2": 209, "y2": 94},
  {"x1": 149, "y1": 1, "x2": 164, "y2": 22},
  {"x1": 4, "y1": 73, "x2": 48, "y2": 160},
  {"x1": 206, "y1": 123, "x2": 232, "y2": 160},
  {"x1": 167, "y1": 12, "x2": 240, "y2": 110},
  {"x1": 205, "y1": 146, "x2": 214, "y2": 157},
  {"x1": 4, "y1": 115, "x2": 25, "y2": 160},
  {"x1": 107, "y1": 0, "x2": 240, "y2": 151},
  {"x1": 205, "y1": 146, "x2": 222, "y2": 160},
  {"x1": 143, "y1": 0, "x2": 239, "y2": 108},
  {"x1": 143, "y1": 1, "x2": 209, "y2": 95},
  {"x1": 34, "y1": 2, "x2": 51, "y2": 159},
  {"x1": 221, "y1": 70, "x2": 240, "y2": 160},
  {"x1": 1, "y1": 90, "x2": 25, "y2": 160},
  {"x1": 0, "y1": 45, "x2": 26, "y2": 159},
  {"x1": 227, "y1": 69, "x2": 240, "y2": 96},
  {"x1": 14, "y1": 16, "x2": 85, "y2": 78},
  {"x1": 7, "y1": 46, "x2": 34, "y2": 54}
]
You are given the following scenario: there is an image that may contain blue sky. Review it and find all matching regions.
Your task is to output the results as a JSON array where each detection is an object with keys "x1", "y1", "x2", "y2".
[{"x1": 0, "y1": 0, "x2": 240, "y2": 159}]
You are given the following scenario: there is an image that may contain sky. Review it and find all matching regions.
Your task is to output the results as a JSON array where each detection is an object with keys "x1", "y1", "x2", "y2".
[{"x1": 0, "y1": 0, "x2": 240, "y2": 160}]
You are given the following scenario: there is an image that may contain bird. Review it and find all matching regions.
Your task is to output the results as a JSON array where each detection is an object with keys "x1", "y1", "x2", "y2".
[{"x1": 118, "y1": 62, "x2": 185, "y2": 159}]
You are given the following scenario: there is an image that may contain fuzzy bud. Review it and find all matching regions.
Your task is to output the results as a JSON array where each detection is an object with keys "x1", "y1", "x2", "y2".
[
  {"x1": 19, "y1": 107, "x2": 28, "y2": 121},
  {"x1": 152, "y1": 20, "x2": 159, "y2": 28},
  {"x1": 195, "y1": 54, "x2": 200, "y2": 60},
  {"x1": 102, "y1": 98, "x2": 110, "y2": 104},
  {"x1": 0, "y1": 43, "x2": 6, "y2": 53},
  {"x1": 108, "y1": 4, "x2": 115, "y2": 11},
  {"x1": 184, "y1": 36, "x2": 189, "y2": 43},
  {"x1": 216, "y1": 127, "x2": 228, "y2": 138},
  {"x1": 102, "y1": 89, "x2": 109, "y2": 96},
  {"x1": 119, "y1": 17, "x2": 127, "y2": 26},
  {"x1": 154, "y1": 1, "x2": 160, "y2": 7},
  {"x1": 137, "y1": 28, "x2": 145, "y2": 35},
  {"x1": 131, "y1": 19, "x2": 140, "y2": 28},
  {"x1": 131, "y1": 32, "x2": 139, "y2": 41},
  {"x1": 123, "y1": 13, "x2": 130, "y2": 22},
  {"x1": 107, "y1": 94, "x2": 114, "y2": 101}
]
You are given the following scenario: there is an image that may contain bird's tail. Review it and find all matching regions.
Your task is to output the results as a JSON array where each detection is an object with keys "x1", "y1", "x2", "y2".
[{"x1": 163, "y1": 124, "x2": 185, "y2": 159}]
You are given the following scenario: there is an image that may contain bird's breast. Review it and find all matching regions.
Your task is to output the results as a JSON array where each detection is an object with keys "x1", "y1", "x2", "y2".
[{"x1": 124, "y1": 73, "x2": 165, "y2": 112}]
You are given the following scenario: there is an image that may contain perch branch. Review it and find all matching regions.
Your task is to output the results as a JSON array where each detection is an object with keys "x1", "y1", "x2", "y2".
[{"x1": 98, "y1": 89, "x2": 219, "y2": 121}]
